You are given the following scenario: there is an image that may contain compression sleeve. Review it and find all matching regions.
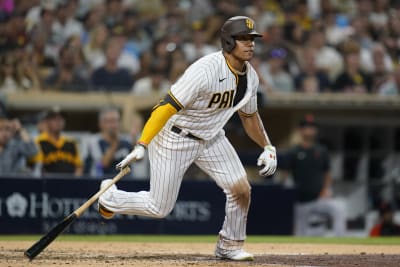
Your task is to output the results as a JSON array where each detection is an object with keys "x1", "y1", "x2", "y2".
[{"x1": 137, "y1": 94, "x2": 180, "y2": 146}]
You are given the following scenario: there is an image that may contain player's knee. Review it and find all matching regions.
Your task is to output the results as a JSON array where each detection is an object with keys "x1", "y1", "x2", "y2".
[
  {"x1": 150, "y1": 205, "x2": 173, "y2": 219},
  {"x1": 229, "y1": 178, "x2": 251, "y2": 210},
  {"x1": 151, "y1": 211, "x2": 168, "y2": 219}
]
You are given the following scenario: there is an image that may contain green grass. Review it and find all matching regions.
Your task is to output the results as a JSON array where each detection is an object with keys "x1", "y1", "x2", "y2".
[{"x1": 1, "y1": 235, "x2": 400, "y2": 245}]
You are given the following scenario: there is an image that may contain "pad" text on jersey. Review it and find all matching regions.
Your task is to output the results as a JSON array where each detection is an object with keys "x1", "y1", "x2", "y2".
[{"x1": 207, "y1": 90, "x2": 235, "y2": 109}]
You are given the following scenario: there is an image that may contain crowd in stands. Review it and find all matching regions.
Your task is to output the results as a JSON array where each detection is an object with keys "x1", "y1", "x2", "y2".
[
  {"x1": 0, "y1": 0, "x2": 400, "y2": 98},
  {"x1": 0, "y1": 105, "x2": 147, "y2": 179},
  {"x1": 2, "y1": 0, "x2": 400, "y2": 176}
]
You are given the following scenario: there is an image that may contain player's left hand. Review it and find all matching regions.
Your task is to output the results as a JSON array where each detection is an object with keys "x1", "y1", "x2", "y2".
[{"x1": 257, "y1": 145, "x2": 277, "y2": 176}]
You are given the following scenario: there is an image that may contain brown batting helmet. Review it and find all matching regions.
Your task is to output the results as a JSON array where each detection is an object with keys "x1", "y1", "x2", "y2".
[{"x1": 221, "y1": 16, "x2": 262, "y2": 52}]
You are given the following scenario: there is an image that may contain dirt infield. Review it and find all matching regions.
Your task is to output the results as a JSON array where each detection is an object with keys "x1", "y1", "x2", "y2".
[{"x1": 2, "y1": 241, "x2": 400, "y2": 267}]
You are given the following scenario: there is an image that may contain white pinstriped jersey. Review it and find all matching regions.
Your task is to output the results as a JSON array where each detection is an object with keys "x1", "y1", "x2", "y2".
[{"x1": 169, "y1": 51, "x2": 259, "y2": 141}]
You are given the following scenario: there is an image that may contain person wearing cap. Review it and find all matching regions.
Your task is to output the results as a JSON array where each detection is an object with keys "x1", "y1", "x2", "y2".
[
  {"x1": 30, "y1": 107, "x2": 82, "y2": 176},
  {"x1": 279, "y1": 114, "x2": 346, "y2": 236},
  {"x1": 259, "y1": 47, "x2": 295, "y2": 93},
  {"x1": 98, "y1": 16, "x2": 277, "y2": 261},
  {"x1": 370, "y1": 202, "x2": 400, "y2": 236},
  {"x1": 0, "y1": 117, "x2": 38, "y2": 175}
]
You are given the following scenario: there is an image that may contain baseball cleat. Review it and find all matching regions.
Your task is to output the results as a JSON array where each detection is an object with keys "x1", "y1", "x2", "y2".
[
  {"x1": 98, "y1": 179, "x2": 117, "y2": 219},
  {"x1": 215, "y1": 248, "x2": 254, "y2": 261}
]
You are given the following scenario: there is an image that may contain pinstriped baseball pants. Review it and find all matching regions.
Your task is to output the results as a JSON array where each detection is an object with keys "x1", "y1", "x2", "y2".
[{"x1": 99, "y1": 125, "x2": 251, "y2": 249}]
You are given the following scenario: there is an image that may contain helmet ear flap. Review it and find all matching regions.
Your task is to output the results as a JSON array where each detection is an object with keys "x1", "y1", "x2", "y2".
[{"x1": 221, "y1": 31, "x2": 235, "y2": 52}]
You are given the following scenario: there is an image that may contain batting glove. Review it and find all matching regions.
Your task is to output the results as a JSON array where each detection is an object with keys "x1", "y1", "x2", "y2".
[
  {"x1": 116, "y1": 144, "x2": 146, "y2": 170},
  {"x1": 257, "y1": 145, "x2": 277, "y2": 177}
]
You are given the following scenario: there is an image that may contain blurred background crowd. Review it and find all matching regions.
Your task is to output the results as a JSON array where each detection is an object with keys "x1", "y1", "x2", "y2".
[{"x1": 1, "y1": 0, "x2": 400, "y2": 97}]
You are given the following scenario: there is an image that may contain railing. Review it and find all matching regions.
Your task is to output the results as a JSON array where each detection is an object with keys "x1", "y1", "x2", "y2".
[{"x1": 4, "y1": 91, "x2": 400, "y2": 131}]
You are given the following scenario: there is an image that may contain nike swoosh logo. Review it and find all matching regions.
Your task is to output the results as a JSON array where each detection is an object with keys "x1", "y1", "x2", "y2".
[{"x1": 219, "y1": 78, "x2": 227, "y2": 82}]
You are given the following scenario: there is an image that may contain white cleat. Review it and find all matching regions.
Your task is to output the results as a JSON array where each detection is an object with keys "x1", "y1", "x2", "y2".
[
  {"x1": 215, "y1": 248, "x2": 254, "y2": 261},
  {"x1": 98, "y1": 179, "x2": 117, "y2": 219}
]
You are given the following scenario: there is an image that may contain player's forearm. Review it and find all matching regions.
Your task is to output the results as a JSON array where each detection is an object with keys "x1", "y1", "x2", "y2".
[
  {"x1": 239, "y1": 112, "x2": 272, "y2": 148},
  {"x1": 138, "y1": 103, "x2": 178, "y2": 146}
]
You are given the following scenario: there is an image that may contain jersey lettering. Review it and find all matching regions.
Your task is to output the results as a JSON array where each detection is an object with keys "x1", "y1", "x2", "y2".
[{"x1": 208, "y1": 90, "x2": 235, "y2": 109}]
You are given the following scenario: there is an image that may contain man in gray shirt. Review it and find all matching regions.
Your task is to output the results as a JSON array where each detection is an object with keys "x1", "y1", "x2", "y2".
[{"x1": 0, "y1": 117, "x2": 38, "y2": 175}]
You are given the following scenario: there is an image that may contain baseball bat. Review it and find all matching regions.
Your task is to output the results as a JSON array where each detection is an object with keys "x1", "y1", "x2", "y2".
[{"x1": 24, "y1": 167, "x2": 131, "y2": 260}]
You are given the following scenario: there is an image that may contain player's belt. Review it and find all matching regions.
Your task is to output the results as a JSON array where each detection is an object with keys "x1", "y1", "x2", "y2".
[{"x1": 171, "y1": 126, "x2": 202, "y2": 141}]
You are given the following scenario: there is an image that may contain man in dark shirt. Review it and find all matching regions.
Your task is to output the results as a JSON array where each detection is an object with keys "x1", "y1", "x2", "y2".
[
  {"x1": 91, "y1": 37, "x2": 134, "y2": 92},
  {"x1": 84, "y1": 107, "x2": 132, "y2": 177},
  {"x1": 279, "y1": 115, "x2": 346, "y2": 236},
  {"x1": 45, "y1": 44, "x2": 90, "y2": 92},
  {"x1": 333, "y1": 43, "x2": 372, "y2": 93}
]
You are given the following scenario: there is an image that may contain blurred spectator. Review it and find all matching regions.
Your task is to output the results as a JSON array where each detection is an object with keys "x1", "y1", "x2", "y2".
[
  {"x1": 258, "y1": 47, "x2": 294, "y2": 93},
  {"x1": 0, "y1": 10, "x2": 29, "y2": 52},
  {"x1": 0, "y1": 117, "x2": 38, "y2": 175},
  {"x1": 291, "y1": 0, "x2": 313, "y2": 31},
  {"x1": 0, "y1": 53, "x2": 19, "y2": 93},
  {"x1": 104, "y1": 0, "x2": 124, "y2": 29},
  {"x1": 122, "y1": 9, "x2": 151, "y2": 59},
  {"x1": 167, "y1": 46, "x2": 188, "y2": 82},
  {"x1": 132, "y1": 64, "x2": 170, "y2": 97},
  {"x1": 283, "y1": 21, "x2": 307, "y2": 57},
  {"x1": 333, "y1": 41, "x2": 372, "y2": 93},
  {"x1": 263, "y1": 23, "x2": 300, "y2": 76},
  {"x1": 31, "y1": 107, "x2": 83, "y2": 176},
  {"x1": 65, "y1": 35, "x2": 90, "y2": 79},
  {"x1": 15, "y1": 51, "x2": 41, "y2": 91},
  {"x1": 92, "y1": 34, "x2": 140, "y2": 75},
  {"x1": 52, "y1": 0, "x2": 83, "y2": 45},
  {"x1": 83, "y1": 23, "x2": 108, "y2": 70},
  {"x1": 84, "y1": 107, "x2": 132, "y2": 178},
  {"x1": 28, "y1": 2, "x2": 56, "y2": 37},
  {"x1": 139, "y1": 37, "x2": 170, "y2": 78},
  {"x1": 91, "y1": 37, "x2": 134, "y2": 91},
  {"x1": 324, "y1": 12, "x2": 353, "y2": 46},
  {"x1": 44, "y1": 43, "x2": 90, "y2": 91},
  {"x1": 295, "y1": 48, "x2": 331, "y2": 92},
  {"x1": 80, "y1": 3, "x2": 106, "y2": 43},
  {"x1": 186, "y1": 0, "x2": 215, "y2": 26},
  {"x1": 350, "y1": 16, "x2": 374, "y2": 50},
  {"x1": 278, "y1": 115, "x2": 346, "y2": 236},
  {"x1": 382, "y1": 15, "x2": 400, "y2": 64},
  {"x1": 25, "y1": 0, "x2": 57, "y2": 33},
  {"x1": 377, "y1": 65, "x2": 400, "y2": 96},
  {"x1": 183, "y1": 22, "x2": 218, "y2": 63},
  {"x1": 27, "y1": 29, "x2": 57, "y2": 69},
  {"x1": 0, "y1": 51, "x2": 41, "y2": 92},
  {"x1": 360, "y1": 43, "x2": 393, "y2": 74},
  {"x1": 368, "y1": 0, "x2": 389, "y2": 35},
  {"x1": 307, "y1": 28, "x2": 344, "y2": 81},
  {"x1": 370, "y1": 202, "x2": 400, "y2": 236}
]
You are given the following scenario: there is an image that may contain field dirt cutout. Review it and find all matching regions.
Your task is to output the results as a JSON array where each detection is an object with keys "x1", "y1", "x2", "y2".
[{"x1": 2, "y1": 241, "x2": 400, "y2": 267}]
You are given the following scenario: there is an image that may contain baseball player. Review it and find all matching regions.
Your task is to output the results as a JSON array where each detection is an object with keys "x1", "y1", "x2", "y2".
[{"x1": 98, "y1": 16, "x2": 277, "y2": 261}]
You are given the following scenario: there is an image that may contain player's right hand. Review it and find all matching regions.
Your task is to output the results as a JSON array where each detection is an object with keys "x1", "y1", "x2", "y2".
[
  {"x1": 116, "y1": 144, "x2": 146, "y2": 170},
  {"x1": 257, "y1": 145, "x2": 277, "y2": 177}
]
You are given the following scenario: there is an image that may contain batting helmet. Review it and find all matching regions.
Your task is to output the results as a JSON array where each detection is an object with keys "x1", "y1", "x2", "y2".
[{"x1": 221, "y1": 16, "x2": 262, "y2": 52}]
